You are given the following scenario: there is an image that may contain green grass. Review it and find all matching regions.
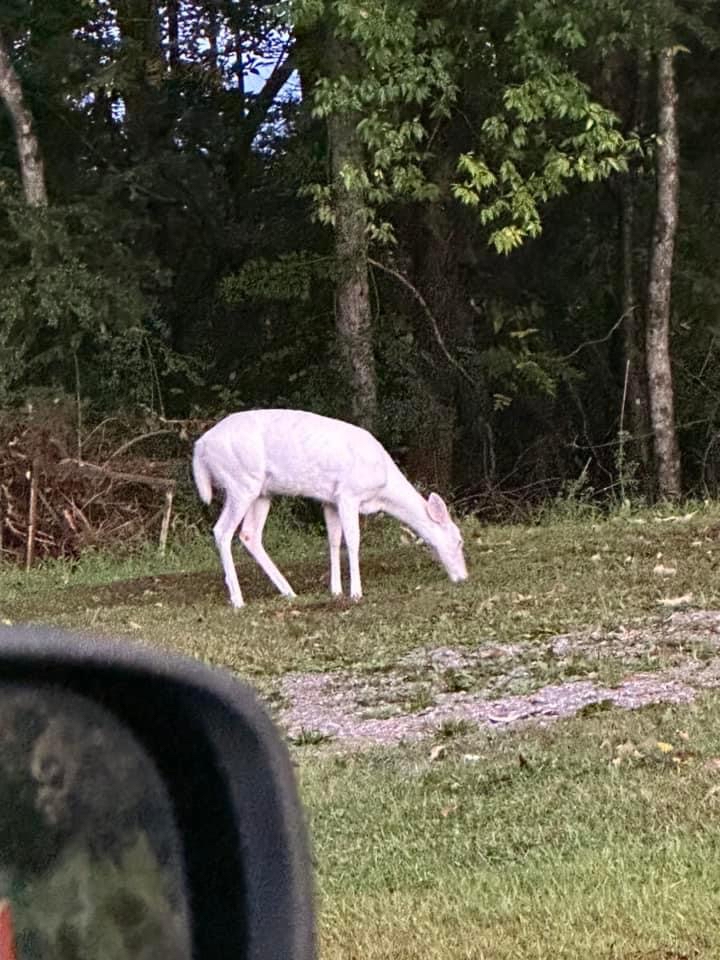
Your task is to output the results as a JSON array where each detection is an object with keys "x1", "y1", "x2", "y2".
[
  {"x1": 4, "y1": 503, "x2": 720, "y2": 958},
  {"x1": 4, "y1": 504, "x2": 720, "y2": 681},
  {"x1": 303, "y1": 697, "x2": 720, "y2": 959}
]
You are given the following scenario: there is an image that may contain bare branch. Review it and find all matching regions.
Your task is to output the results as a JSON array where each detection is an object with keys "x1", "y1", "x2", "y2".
[
  {"x1": 560, "y1": 310, "x2": 631, "y2": 361},
  {"x1": 368, "y1": 258, "x2": 479, "y2": 388},
  {"x1": 59, "y1": 458, "x2": 176, "y2": 491},
  {"x1": 238, "y1": 43, "x2": 296, "y2": 149},
  {"x1": 101, "y1": 430, "x2": 181, "y2": 468}
]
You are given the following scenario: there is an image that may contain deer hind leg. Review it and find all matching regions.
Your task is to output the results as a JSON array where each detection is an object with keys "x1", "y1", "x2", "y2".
[
  {"x1": 239, "y1": 496, "x2": 296, "y2": 597},
  {"x1": 213, "y1": 496, "x2": 254, "y2": 608},
  {"x1": 337, "y1": 498, "x2": 362, "y2": 599},
  {"x1": 323, "y1": 503, "x2": 343, "y2": 596}
]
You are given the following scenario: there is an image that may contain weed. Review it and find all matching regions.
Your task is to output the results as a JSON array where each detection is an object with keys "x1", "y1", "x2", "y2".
[
  {"x1": 440, "y1": 668, "x2": 475, "y2": 693},
  {"x1": 290, "y1": 728, "x2": 333, "y2": 747},
  {"x1": 435, "y1": 718, "x2": 474, "y2": 740},
  {"x1": 402, "y1": 686, "x2": 434, "y2": 714}
]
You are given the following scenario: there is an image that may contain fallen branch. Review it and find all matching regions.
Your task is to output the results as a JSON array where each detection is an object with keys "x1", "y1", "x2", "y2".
[
  {"x1": 59, "y1": 458, "x2": 176, "y2": 492},
  {"x1": 102, "y1": 430, "x2": 182, "y2": 468}
]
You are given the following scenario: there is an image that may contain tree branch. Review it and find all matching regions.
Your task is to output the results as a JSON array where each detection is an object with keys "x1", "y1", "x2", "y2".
[
  {"x1": 240, "y1": 43, "x2": 296, "y2": 147},
  {"x1": 368, "y1": 258, "x2": 479, "y2": 388},
  {"x1": 560, "y1": 309, "x2": 632, "y2": 361}
]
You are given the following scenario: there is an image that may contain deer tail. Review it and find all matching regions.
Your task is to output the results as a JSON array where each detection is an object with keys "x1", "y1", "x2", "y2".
[{"x1": 192, "y1": 440, "x2": 213, "y2": 505}]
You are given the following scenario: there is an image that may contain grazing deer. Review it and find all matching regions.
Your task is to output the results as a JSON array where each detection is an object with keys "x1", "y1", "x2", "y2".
[{"x1": 192, "y1": 409, "x2": 468, "y2": 607}]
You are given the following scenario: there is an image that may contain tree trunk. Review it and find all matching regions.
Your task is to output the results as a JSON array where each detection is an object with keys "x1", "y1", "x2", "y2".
[
  {"x1": 235, "y1": 25, "x2": 245, "y2": 106},
  {"x1": 224, "y1": 46, "x2": 296, "y2": 208},
  {"x1": 406, "y1": 207, "x2": 474, "y2": 494},
  {"x1": 620, "y1": 176, "x2": 652, "y2": 474},
  {"x1": 207, "y1": 2, "x2": 219, "y2": 73},
  {"x1": 167, "y1": 0, "x2": 179, "y2": 69},
  {"x1": 645, "y1": 47, "x2": 681, "y2": 500},
  {"x1": 329, "y1": 111, "x2": 377, "y2": 430},
  {"x1": 619, "y1": 49, "x2": 652, "y2": 485},
  {"x1": 115, "y1": 0, "x2": 164, "y2": 156},
  {"x1": 0, "y1": 28, "x2": 47, "y2": 207},
  {"x1": 292, "y1": 13, "x2": 376, "y2": 429}
]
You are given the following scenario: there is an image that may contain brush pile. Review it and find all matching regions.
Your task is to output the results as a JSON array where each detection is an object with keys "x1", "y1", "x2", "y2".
[{"x1": 0, "y1": 405, "x2": 200, "y2": 566}]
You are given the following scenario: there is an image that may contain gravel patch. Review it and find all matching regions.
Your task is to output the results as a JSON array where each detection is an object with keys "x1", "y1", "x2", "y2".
[{"x1": 278, "y1": 611, "x2": 720, "y2": 749}]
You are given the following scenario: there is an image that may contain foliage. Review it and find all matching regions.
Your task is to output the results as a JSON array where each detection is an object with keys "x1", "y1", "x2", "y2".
[
  {"x1": 297, "y1": 0, "x2": 638, "y2": 251},
  {"x1": 0, "y1": 0, "x2": 718, "y2": 504},
  {"x1": 300, "y1": 0, "x2": 454, "y2": 240},
  {"x1": 222, "y1": 251, "x2": 335, "y2": 304},
  {"x1": 0, "y1": 190, "x2": 163, "y2": 404},
  {"x1": 451, "y1": 1, "x2": 640, "y2": 252},
  {"x1": 16, "y1": 837, "x2": 188, "y2": 960}
]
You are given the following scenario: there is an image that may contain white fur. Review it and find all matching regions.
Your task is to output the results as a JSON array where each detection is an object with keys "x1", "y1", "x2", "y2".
[{"x1": 193, "y1": 409, "x2": 468, "y2": 607}]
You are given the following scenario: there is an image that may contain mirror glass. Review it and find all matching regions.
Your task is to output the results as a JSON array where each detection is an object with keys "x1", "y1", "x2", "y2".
[{"x1": 0, "y1": 682, "x2": 192, "y2": 959}]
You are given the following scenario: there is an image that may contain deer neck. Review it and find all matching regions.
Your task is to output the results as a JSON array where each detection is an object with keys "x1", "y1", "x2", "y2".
[{"x1": 380, "y1": 467, "x2": 431, "y2": 538}]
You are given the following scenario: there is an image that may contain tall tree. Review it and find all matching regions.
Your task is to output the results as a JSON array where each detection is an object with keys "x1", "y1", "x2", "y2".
[
  {"x1": 0, "y1": 27, "x2": 47, "y2": 206},
  {"x1": 326, "y1": 25, "x2": 376, "y2": 430},
  {"x1": 598, "y1": 44, "x2": 654, "y2": 478},
  {"x1": 329, "y1": 109, "x2": 377, "y2": 429},
  {"x1": 645, "y1": 46, "x2": 682, "y2": 499},
  {"x1": 301, "y1": 0, "x2": 640, "y2": 487},
  {"x1": 579, "y1": 0, "x2": 719, "y2": 498}
]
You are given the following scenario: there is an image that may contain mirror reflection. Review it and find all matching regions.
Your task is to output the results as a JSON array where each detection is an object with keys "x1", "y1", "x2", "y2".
[{"x1": 0, "y1": 682, "x2": 191, "y2": 959}]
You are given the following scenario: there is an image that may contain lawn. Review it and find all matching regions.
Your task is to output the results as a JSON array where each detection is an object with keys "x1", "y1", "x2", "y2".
[
  {"x1": 3, "y1": 502, "x2": 720, "y2": 958},
  {"x1": 304, "y1": 700, "x2": 720, "y2": 959}
]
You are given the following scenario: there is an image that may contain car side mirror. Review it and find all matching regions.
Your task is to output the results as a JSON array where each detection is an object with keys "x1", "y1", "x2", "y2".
[{"x1": 0, "y1": 623, "x2": 316, "y2": 960}]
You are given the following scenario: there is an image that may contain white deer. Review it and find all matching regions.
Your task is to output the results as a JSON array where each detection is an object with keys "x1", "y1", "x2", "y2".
[{"x1": 192, "y1": 409, "x2": 468, "y2": 607}]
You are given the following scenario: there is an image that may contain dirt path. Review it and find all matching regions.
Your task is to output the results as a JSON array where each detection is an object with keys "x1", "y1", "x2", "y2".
[{"x1": 279, "y1": 610, "x2": 720, "y2": 748}]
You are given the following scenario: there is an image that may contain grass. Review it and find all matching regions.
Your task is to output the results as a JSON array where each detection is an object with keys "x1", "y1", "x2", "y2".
[
  {"x1": 4, "y1": 503, "x2": 720, "y2": 681},
  {"x1": 303, "y1": 697, "x2": 720, "y2": 959},
  {"x1": 4, "y1": 502, "x2": 720, "y2": 957}
]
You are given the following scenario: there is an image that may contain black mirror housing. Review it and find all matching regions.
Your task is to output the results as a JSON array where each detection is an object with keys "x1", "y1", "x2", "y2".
[{"x1": 0, "y1": 624, "x2": 316, "y2": 960}]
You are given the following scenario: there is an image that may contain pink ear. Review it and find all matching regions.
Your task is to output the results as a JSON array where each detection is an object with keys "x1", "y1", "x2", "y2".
[{"x1": 426, "y1": 492, "x2": 450, "y2": 525}]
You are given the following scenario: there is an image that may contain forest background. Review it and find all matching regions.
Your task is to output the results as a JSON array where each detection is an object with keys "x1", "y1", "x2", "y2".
[{"x1": 2, "y1": 0, "x2": 720, "y2": 561}]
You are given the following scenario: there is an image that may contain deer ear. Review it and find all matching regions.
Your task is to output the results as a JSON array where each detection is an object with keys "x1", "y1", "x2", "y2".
[{"x1": 426, "y1": 493, "x2": 450, "y2": 525}]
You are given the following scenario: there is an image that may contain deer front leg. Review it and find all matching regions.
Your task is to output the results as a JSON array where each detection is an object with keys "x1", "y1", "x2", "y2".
[
  {"x1": 337, "y1": 498, "x2": 362, "y2": 600},
  {"x1": 323, "y1": 503, "x2": 343, "y2": 596}
]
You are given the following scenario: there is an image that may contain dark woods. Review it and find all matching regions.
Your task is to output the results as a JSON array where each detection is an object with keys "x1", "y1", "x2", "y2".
[{"x1": 1, "y1": 0, "x2": 720, "y2": 559}]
